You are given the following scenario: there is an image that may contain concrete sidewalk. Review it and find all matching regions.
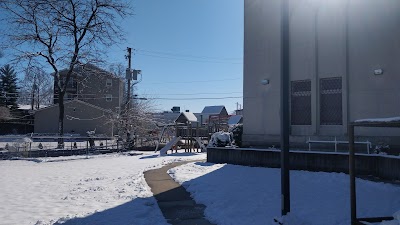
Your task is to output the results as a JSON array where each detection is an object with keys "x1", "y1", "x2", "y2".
[{"x1": 144, "y1": 161, "x2": 215, "y2": 225}]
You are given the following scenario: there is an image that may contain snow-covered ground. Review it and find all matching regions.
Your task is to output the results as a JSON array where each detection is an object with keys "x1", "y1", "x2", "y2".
[
  {"x1": 169, "y1": 162, "x2": 400, "y2": 225},
  {"x1": 2, "y1": 150, "x2": 400, "y2": 225},
  {"x1": 0, "y1": 151, "x2": 206, "y2": 225}
]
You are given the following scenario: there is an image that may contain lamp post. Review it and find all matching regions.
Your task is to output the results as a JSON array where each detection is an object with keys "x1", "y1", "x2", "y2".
[{"x1": 280, "y1": 0, "x2": 291, "y2": 216}]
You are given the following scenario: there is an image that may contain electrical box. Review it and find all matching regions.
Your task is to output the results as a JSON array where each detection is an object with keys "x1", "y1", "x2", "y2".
[
  {"x1": 125, "y1": 68, "x2": 132, "y2": 80},
  {"x1": 132, "y1": 70, "x2": 141, "y2": 80},
  {"x1": 132, "y1": 70, "x2": 137, "y2": 80}
]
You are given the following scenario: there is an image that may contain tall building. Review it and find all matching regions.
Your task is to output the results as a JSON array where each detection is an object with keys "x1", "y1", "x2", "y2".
[{"x1": 243, "y1": 0, "x2": 400, "y2": 148}]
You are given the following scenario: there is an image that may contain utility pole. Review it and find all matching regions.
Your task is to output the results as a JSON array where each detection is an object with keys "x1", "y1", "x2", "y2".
[
  {"x1": 125, "y1": 47, "x2": 132, "y2": 147},
  {"x1": 126, "y1": 47, "x2": 132, "y2": 110},
  {"x1": 281, "y1": 0, "x2": 291, "y2": 216}
]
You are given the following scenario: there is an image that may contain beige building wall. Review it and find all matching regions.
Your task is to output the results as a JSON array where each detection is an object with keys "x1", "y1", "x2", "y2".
[
  {"x1": 77, "y1": 74, "x2": 124, "y2": 112},
  {"x1": 56, "y1": 64, "x2": 124, "y2": 113},
  {"x1": 34, "y1": 100, "x2": 115, "y2": 136},
  {"x1": 243, "y1": 0, "x2": 400, "y2": 147}
]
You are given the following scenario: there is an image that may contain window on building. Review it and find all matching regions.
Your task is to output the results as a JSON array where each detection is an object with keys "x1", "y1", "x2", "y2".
[
  {"x1": 291, "y1": 80, "x2": 311, "y2": 125},
  {"x1": 106, "y1": 94, "x2": 112, "y2": 102},
  {"x1": 106, "y1": 79, "x2": 112, "y2": 87},
  {"x1": 320, "y1": 77, "x2": 342, "y2": 125}
]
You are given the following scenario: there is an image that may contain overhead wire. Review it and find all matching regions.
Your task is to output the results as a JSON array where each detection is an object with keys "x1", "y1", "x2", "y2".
[
  {"x1": 136, "y1": 53, "x2": 243, "y2": 65},
  {"x1": 147, "y1": 96, "x2": 243, "y2": 100},
  {"x1": 142, "y1": 77, "x2": 241, "y2": 85},
  {"x1": 136, "y1": 49, "x2": 243, "y2": 61}
]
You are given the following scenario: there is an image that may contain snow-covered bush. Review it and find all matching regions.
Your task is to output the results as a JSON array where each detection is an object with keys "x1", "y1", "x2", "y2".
[
  {"x1": 207, "y1": 131, "x2": 233, "y2": 147},
  {"x1": 374, "y1": 143, "x2": 390, "y2": 155},
  {"x1": 229, "y1": 124, "x2": 243, "y2": 147}
]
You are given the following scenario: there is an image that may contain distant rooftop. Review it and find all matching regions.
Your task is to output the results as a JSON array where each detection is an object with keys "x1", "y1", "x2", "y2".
[
  {"x1": 201, "y1": 105, "x2": 227, "y2": 115},
  {"x1": 228, "y1": 115, "x2": 243, "y2": 125},
  {"x1": 175, "y1": 112, "x2": 198, "y2": 123}
]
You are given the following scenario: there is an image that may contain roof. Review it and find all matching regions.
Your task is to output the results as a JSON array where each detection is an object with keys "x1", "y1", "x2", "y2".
[
  {"x1": 35, "y1": 99, "x2": 114, "y2": 114},
  {"x1": 228, "y1": 115, "x2": 243, "y2": 125},
  {"x1": 59, "y1": 63, "x2": 118, "y2": 79},
  {"x1": 201, "y1": 105, "x2": 228, "y2": 115},
  {"x1": 174, "y1": 112, "x2": 198, "y2": 123},
  {"x1": 152, "y1": 112, "x2": 181, "y2": 125}
]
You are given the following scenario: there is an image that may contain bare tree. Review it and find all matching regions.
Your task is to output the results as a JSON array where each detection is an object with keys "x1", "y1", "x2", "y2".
[
  {"x1": 107, "y1": 96, "x2": 158, "y2": 148},
  {"x1": 1, "y1": 0, "x2": 132, "y2": 143},
  {"x1": 19, "y1": 65, "x2": 53, "y2": 109}
]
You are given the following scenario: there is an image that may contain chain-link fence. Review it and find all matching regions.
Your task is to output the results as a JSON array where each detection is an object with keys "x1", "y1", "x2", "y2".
[{"x1": 0, "y1": 134, "x2": 122, "y2": 159}]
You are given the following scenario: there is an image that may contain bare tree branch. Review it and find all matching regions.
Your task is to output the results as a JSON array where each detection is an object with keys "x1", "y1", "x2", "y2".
[{"x1": 1, "y1": 0, "x2": 133, "y2": 139}]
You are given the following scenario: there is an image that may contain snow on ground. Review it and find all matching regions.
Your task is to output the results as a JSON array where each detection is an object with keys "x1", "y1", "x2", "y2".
[
  {"x1": 0, "y1": 151, "x2": 206, "y2": 225},
  {"x1": 168, "y1": 162, "x2": 400, "y2": 225},
  {"x1": 355, "y1": 116, "x2": 400, "y2": 123}
]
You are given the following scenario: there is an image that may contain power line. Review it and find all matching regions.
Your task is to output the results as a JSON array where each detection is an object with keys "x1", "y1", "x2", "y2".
[
  {"x1": 136, "y1": 53, "x2": 243, "y2": 65},
  {"x1": 147, "y1": 91, "x2": 243, "y2": 96},
  {"x1": 142, "y1": 77, "x2": 241, "y2": 85},
  {"x1": 136, "y1": 49, "x2": 242, "y2": 61},
  {"x1": 147, "y1": 96, "x2": 243, "y2": 100}
]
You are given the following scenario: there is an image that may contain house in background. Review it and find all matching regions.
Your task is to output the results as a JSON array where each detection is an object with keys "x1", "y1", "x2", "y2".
[
  {"x1": 34, "y1": 99, "x2": 116, "y2": 136},
  {"x1": 196, "y1": 105, "x2": 229, "y2": 125},
  {"x1": 34, "y1": 64, "x2": 123, "y2": 136},
  {"x1": 243, "y1": 0, "x2": 400, "y2": 148},
  {"x1": 54, "y1": 63, "x2": 124, "y2": 112}
]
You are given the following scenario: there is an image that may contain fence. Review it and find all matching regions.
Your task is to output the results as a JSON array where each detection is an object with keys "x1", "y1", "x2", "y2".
[{"x1": 0, "y1": 134, "x2": 122, "y2": 159}]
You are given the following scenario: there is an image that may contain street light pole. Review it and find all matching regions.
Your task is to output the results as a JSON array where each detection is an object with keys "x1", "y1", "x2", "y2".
[
  {"x1": 126, "y1": 47, "x2": 132, "y2": 146},
  {"x1": 280, "y1": 0, "x2": 291, "y2": 216},
  {"x1": 126, "y1": 47, "x2": 132, "y2": 110}
]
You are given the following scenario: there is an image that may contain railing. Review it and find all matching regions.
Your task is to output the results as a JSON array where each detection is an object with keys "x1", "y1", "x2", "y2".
[
  {"x1": 0, "y1": 134, "x2": 122, "y2": 159},
  {"x1": 307, "y1": 137, "x2": 372, "y2": 154}
]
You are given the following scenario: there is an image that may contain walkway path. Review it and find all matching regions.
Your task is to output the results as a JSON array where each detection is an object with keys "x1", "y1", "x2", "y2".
[{"x1": 144, "y1": 161, "x2": 215, "y2": 225}]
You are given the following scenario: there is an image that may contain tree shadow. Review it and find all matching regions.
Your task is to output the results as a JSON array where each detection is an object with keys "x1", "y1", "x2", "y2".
[
  {"x1": 54, "y1": 196, "x2": 166, "y2": 225},
  {"x1": 56, "y1": 161, "x2": 218, "y2": 225}
]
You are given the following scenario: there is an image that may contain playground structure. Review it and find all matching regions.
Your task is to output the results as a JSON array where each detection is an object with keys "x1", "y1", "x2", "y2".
[{"x1": 155, "y1": 112, "x2": 231, "y2": 155}]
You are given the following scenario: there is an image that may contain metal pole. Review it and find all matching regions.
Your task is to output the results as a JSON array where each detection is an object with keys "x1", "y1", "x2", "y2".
[
  {"x1": 126, "y1": 47, "x2": 132, "y2": 146},
  {"x1": 349, "y1": 124, "x2": 356, "y2": 224},
  {"x1": 127, "y1": 47, "x2": 132, "y2": 110},
  {"x1": 280, "y1": 0, "x2": 291, "y2": 216}
]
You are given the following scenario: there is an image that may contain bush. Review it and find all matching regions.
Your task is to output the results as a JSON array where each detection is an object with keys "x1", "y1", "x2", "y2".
[
  {"x1": 229, "y1": 124, "x2": 243, "y2": 147},
  {"x1": 207, "y1": 131, "x2": 233, "y2": 147}
]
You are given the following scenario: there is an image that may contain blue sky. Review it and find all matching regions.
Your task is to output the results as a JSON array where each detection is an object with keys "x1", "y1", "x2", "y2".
[
  {"x1": 1, "y1": 0, "x2": 244, "y2": 114},
  {"x1": 117, "y1": 0, "x2": 244, "y2": 113}
]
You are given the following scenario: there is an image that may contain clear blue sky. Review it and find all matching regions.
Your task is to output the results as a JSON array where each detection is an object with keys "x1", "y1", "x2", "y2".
[
  {"x1": 1, "y1": 0, "x2": 244, "y2": 114},
  {"x1": 110, "y1": 0, "x2": 244, "y2": 113}
]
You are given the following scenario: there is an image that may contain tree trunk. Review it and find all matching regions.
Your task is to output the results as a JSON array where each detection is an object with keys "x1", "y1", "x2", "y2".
[
  {"x1": 58, "y1": 91, "x2": 65, "y2": 147},
  {"x1": 37, "y1": 88, "x2": 40, "y2": 109}
]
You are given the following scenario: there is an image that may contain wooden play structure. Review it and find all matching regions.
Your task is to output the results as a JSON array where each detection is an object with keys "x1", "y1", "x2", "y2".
[{"x1": 155, "y1": 112, "x2": 209, "y2": 155}]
